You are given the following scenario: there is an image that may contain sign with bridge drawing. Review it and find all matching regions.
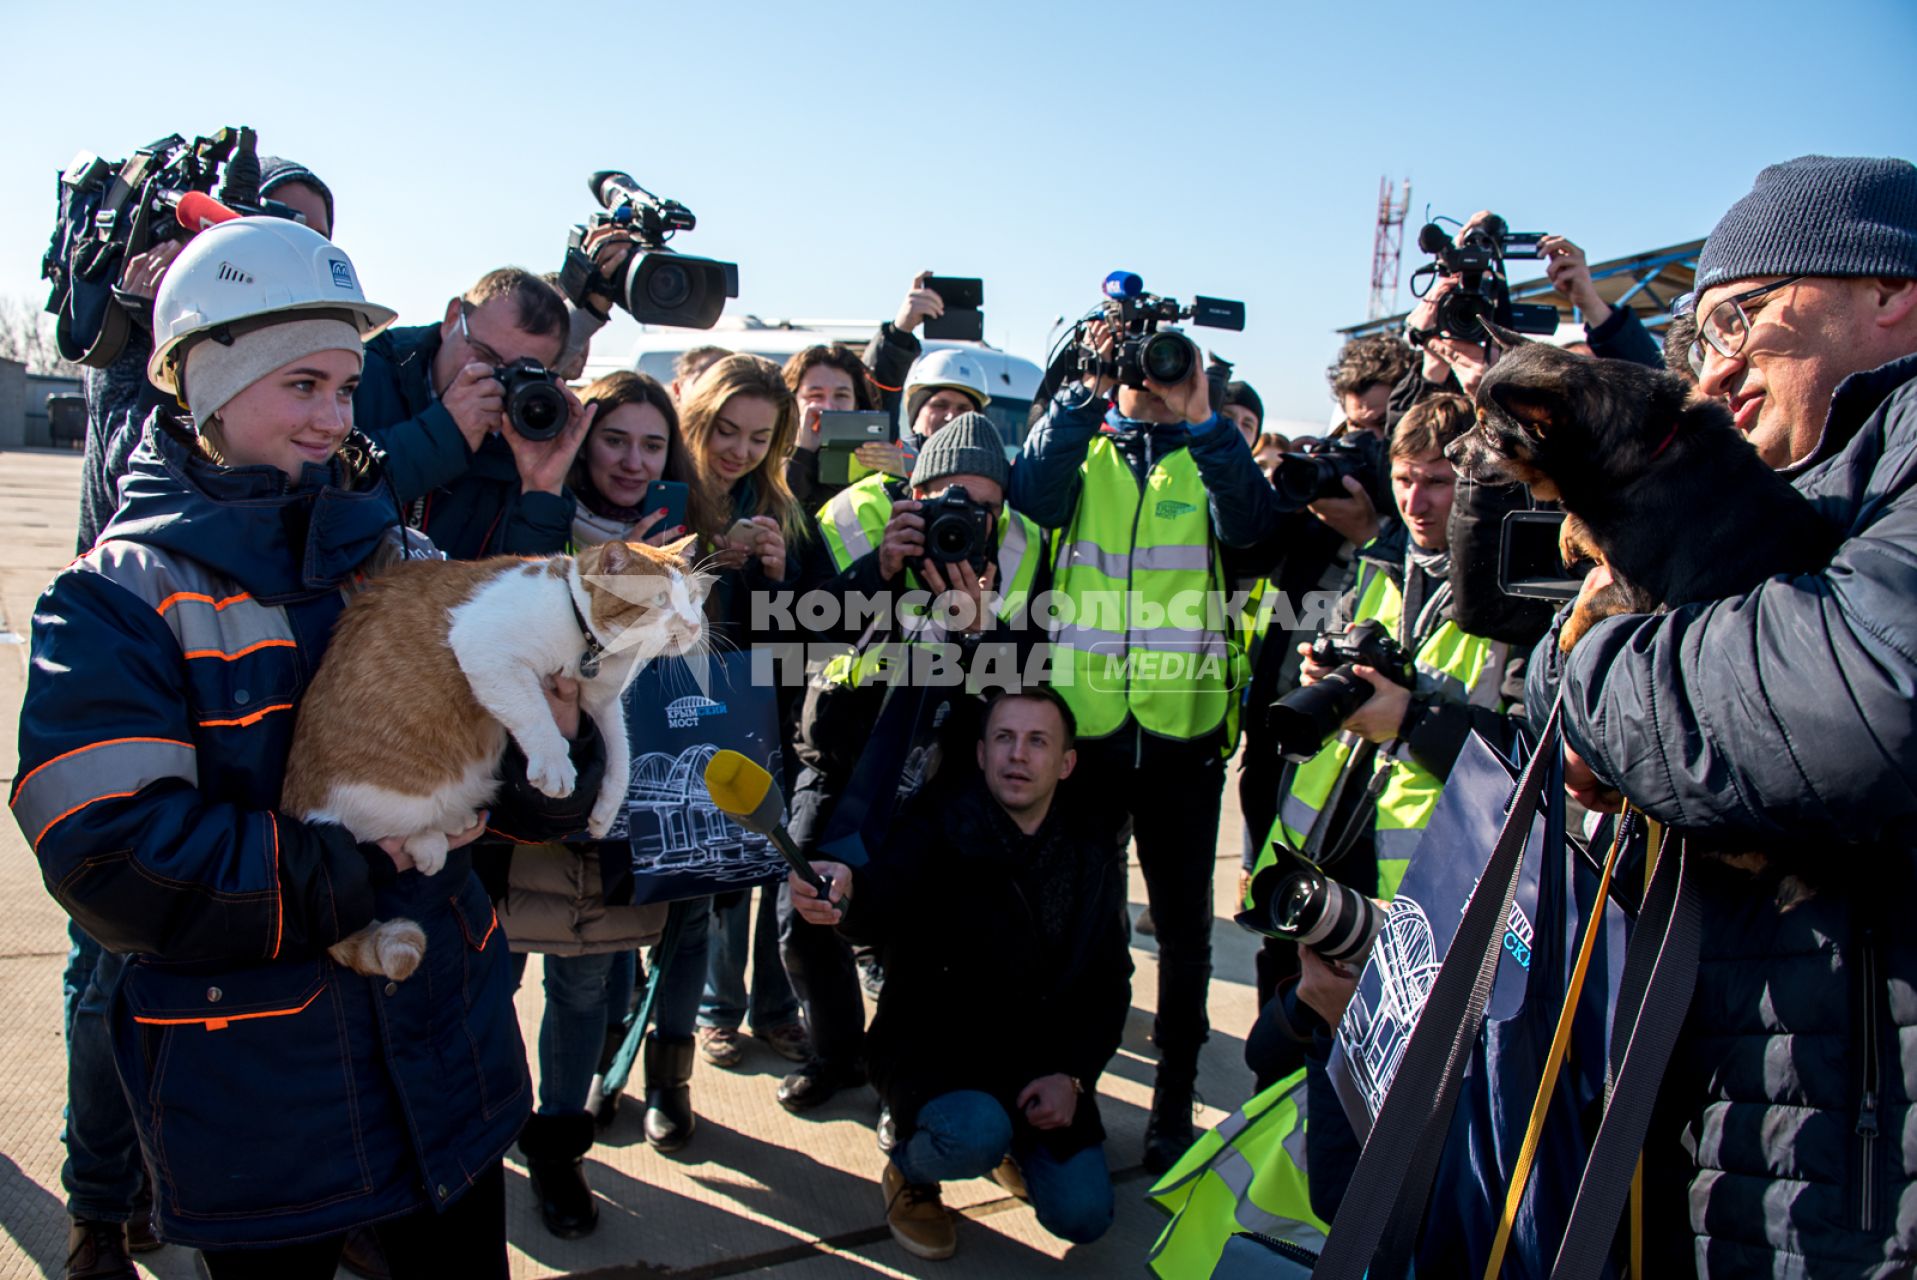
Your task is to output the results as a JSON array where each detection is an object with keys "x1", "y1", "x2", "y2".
[
  {"x1": 616, "y1": 652, "x2": 786, "y2": 905},
  {"x1": 1327, "y1": 733, "x2": 1545, "y2": 1140}
]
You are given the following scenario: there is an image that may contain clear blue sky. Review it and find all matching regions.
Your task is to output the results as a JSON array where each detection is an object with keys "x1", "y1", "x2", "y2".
[{"x1": 5, "y1": 0, "x2": 1913, "y2": 426}]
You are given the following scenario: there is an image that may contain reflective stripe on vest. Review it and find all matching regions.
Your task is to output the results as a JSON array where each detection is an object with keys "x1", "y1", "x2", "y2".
[
  {"x1": 1146, "y1": 1068, "x2": 1327, "y2": 1278},
  {"x1": 818, "y1": 473, "x2": 895, "y2": 571},
  {"x1": 1264, "y1": 564, "x2": 1503, "y2": 901},
  {"x1": 1049, "y1": 436, "x2": 1234, "y2": 740}
]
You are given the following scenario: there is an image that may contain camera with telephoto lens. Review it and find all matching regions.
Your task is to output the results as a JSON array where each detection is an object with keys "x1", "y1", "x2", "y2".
[
  {"x1": 494, "y1": 358, "x2": 569, "y2": 441},
  {"x1": 1268, "y1": 619, "x2": 1415, "y2": 762},
  {"x1": 918, "y1": 484, "x2": 995, "y2": 578},
  {"x1": 42, "y1": 125, "x2": 312, "y2": 368},
  {"x1": 559, "y1": 171, "x2": 739, "y2": 328},
  {"x1": 1405, "y1": 213, "x2": 1560, "y2": 348},
  {"x1": 1236, "y1": 850, "x2": 1387, "y2": 965},
  {"x1": 1271, "y1": 429, "x2": 1391, "y2": 510},
  {"x1": 1076, "y1": 271, "x2": 1246, "y2": 390}
]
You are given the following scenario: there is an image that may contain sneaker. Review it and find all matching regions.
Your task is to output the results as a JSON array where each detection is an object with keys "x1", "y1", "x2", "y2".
[
  {"x1": 695, "y1": 1025, "x2": 745, "y2": 1069},
  {"x1": 752, "y1": 1019, "x2": 811, "y2": 1064},
  {"x1": 989, "y1": 1157, "x2": 1030, "y2": 1203},
  {"x1": 65, "y1": 1218, "x2": 136, "y2": 1280},
  {"x1": 883, "y1": 1162, "x2": 956, "y2": 1260}
]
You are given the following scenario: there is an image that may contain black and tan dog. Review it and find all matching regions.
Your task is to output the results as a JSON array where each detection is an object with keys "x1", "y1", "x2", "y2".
[{"x1": 1446, "y1": 334, "x2": 1838, "y2": 651}]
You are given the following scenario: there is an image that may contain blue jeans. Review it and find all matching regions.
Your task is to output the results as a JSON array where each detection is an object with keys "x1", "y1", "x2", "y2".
[
  {"x1": 63, "y1": 920, "x2": 143, "y2": 1220},
  {"x1": 698, "y1": 886, "x2": 799, "y2": 1031},
  {"x1": 891, "y1": 1090, "x2": 1114, "y2": 1245},
  {"x1": 511, "y1": 900, "x2": 711, "y2": 1112}
]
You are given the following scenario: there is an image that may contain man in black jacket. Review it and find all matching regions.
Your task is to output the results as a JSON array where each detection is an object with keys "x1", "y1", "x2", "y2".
[
  {"x1": 790, "y1": 690, "x2": 1131, "y2": 1261},
  {"x1": 352, "y1": 267, "x2": 590, "y2": 560},
  {"x1": 1538, "y1": 154, "x2": 1917, "y2": 1276}
]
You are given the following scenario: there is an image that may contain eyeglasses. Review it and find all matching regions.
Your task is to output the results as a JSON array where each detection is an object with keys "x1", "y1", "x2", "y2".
[
  {"x1": 456, "y1": 304, "x2": 505, "y2": 369},
  {"x1": 1687, "y1": 275, "x2": 1805, "y2": 377}
]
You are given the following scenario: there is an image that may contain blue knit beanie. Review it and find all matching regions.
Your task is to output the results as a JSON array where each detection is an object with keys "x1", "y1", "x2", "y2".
[{"x1": 1697, "y1": 155, "x2": 1917, "y2": 290}]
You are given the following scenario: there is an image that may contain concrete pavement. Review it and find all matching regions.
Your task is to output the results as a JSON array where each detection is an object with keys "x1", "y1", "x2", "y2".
[{"x1": 0, "y1": 446, "x2": 1264, "y2": 1279}]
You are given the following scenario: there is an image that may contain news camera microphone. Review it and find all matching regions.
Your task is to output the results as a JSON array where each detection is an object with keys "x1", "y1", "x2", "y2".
[
  {"x1": 1103, "y1": 270, "x2": 1144, "y2": 300},
  {"x1": 590, "y1": 169, "x2": 644, "y2": 212},
  {"x1": 217, "y1": 126, "x2": 261, "y2": 212},
  {"x1": 703, "y1": 750, "x2": 839, "y2": 905},
  {"x1": 172, "y1": 191, "x2": 240, "y2": 232}
]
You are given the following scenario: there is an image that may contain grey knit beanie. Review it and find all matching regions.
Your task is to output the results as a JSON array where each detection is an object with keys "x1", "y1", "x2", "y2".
[
  {"x1": 259, "y1": 156, "x2": 337, "y2": 233},
  {"x1": 911, "y1": 412, "x2": 1009, "y2": 492},
  {"x1": 1697, "y1": 155, "x2": 1917, "y2": 290}
]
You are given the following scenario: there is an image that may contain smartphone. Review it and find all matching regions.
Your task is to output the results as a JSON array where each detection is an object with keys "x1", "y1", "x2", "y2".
[
  {"x1": 923, "y1": 275, "x2": 985, "y2": 341},
  {"x1": 1498, "y1": 509, "x2": 1583, "y2": 602},
  {"x1": 815, "y1": 410, "x2": 895, "y2": 485},
  {"x1": 642, "y1": 480, "x2": 688, "y2": 535}
]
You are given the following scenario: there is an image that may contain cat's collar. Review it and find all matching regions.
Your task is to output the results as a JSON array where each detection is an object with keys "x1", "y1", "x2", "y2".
[{"x1": 570, "y1": 593, "x2": 607, "y2": 679}]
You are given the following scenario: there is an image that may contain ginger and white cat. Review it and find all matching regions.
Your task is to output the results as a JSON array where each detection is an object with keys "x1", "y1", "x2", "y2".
[{"x1": 283, "y1": 536, "x2": 710, "y2": 980}]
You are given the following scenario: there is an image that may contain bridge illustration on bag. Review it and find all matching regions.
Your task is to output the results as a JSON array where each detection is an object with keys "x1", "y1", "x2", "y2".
[
  {"x1": 624, "y1": 744, "x2": 786, "y2": 884},
  {"x1": 1336, "y1": 895, "x2": 1442, "y2": 1121}
]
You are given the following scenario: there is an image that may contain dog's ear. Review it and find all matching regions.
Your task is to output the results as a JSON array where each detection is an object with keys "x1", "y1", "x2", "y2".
[
  {"x1": 1482, "y1": 320, "x2": 1532, "y2": 353},
  {"x1": 1486, "y1": 378, "x2": 1564, "y2": 437}
]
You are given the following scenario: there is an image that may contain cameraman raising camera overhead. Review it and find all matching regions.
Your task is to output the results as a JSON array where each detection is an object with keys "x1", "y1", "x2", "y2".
[
  {"x1": 355, "y1": 268, "x2": 594, "y2": 559},
  {"x1": 1010, "y1": 305, "x2": 1278, "y2": 1175}
]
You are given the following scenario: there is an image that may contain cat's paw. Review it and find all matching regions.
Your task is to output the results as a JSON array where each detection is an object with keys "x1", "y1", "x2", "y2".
[
  {"x1": 328, "y1": 919, "x2": 427, "y2": 981},
  {"x1": 405, "y1": 831, "x2": 449, "y2": 877},
  {"x1": 588, "y1": 794, "x2": 622, "y2": 838},
  {"x1": 371, "y1": 919, "x2": 427, "y2": 981},
  {"x1": 526, "y1": 753, "x2": 577, "y2": 800}
]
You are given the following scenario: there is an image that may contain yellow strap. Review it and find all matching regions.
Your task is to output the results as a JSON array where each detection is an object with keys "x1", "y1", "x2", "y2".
[
  {"x1": 1627, "y1": 817, "x2": 1663, "y2": 1277},
  {"x1": 1482, "y1": 807, "x2": 1633, "y2": 1279}
]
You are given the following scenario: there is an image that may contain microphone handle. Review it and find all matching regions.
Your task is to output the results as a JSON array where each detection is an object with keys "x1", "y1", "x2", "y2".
[{"x1": 765, "y1": 824, "x2": 837, "y2": 906}]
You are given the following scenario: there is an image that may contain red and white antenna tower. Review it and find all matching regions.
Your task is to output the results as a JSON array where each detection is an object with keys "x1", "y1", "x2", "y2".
[{"x1": 1368, "y1": 177, "x2": 1411, "y2": 320}]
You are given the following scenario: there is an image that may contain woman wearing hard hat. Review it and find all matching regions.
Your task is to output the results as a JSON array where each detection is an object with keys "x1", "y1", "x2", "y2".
[{"x1": 11, "y1": 215, "x2": 599, "y2": 1278}]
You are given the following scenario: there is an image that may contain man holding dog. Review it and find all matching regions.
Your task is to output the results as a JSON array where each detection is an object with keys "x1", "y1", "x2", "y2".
[{"x1": 1546, "y1": 155, "x2": 1917, "y2": 1275}]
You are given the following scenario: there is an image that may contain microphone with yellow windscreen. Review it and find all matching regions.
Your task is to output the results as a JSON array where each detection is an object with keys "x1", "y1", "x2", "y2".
[{"x1": 704, "y1": 750, "x2": 839, "y2": 905}]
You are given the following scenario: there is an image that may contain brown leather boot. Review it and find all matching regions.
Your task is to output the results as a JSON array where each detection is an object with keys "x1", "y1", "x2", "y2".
[{"x1": 882, "y1": 1162, "x2": 956, "y2": 1260}]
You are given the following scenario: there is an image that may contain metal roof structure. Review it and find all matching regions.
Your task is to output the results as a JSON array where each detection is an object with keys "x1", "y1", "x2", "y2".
[{"x1": 1336, "y1": 237, "x2": 1705, "y2": 341}]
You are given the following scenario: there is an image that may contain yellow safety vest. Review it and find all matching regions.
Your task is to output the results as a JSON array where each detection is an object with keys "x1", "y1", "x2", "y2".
[
  {"x1": 1147, "y1": 1069, "x2": 1327, "y2": 1276},
  {"x1": 1255, "y1": 562, "x2": 1505, "y2": 901},
  {"x1": 1050, "y1": 436, "x2": 1242, "y2": 741}
]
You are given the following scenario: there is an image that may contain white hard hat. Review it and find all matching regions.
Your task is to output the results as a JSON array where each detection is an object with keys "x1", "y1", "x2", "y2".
[
  {"x1": 148, "y1": 216, "x2": 397, "y2": 394},
  {"x1": 903, "y1": 347, "x2": 992, "y2": 410}
]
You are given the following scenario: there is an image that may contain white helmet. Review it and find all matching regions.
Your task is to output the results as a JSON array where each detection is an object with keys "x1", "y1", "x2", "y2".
[
  {"x1": 148, "y1": 216, "x2": 397, "y2": 394},
  {"x1": 903, "y1": 347, "x2": 992, "y2": 413}
]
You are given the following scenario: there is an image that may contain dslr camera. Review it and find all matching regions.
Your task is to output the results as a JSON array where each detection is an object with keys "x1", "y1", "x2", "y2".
[
  {"x1": 43, "y1": 126, "x2": 307, "y2": 368},
  {"x1": 1271, "y1": 429, "x2": 1392, "y2": 512},
  {"x1": 1269, "y1": 619, "x2": 1415, "y2": 761},
  {"x1": 918, "y1": 484, "x2": 995, "y2": 578},
  {"x1": 1077, "y1": 271, "x2": 1245, "y2": 389},
  {"x1": 1405, "y1": 214, "x2": 1560, "y2": 348},
  {"x1": 560, "y1": 171, "x2": 739, "y2": 328},
  {"x1": 1236, "y1": 849, "x2": 1387, "y2": 965},
  {"x1": 494, "y1": 358, "x2": 569, "y2": 441}
]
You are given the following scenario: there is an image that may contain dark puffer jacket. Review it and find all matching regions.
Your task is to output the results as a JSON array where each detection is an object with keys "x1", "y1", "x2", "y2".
[{"x1": 1536, "y1": 354, "x2": 1917, "y2": 1276}]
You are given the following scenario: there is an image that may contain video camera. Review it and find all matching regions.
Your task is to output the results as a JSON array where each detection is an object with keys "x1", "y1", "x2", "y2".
[
  {"x1": 1268, "y1": 619, "x2": 1415, "y2": 761},
  {"x1": 1076, "y1": 271, "x2": 1246, "y2": 390},
  {"x1": 42, "y1": 126, "x2": 306, "y2": 368},
  {"x1": 1236, "y1": 848, "x2": 1387, "y2": 965},
  {"x1": 1406, "y1": 214, "x2": 1560, "y2": 348},
  {"x1": 560, "y1": 171, "x2": 739, "y2": 328},
  {"x1": 1271, "y1": 429, "x2": 1392, "y2": 512}
]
